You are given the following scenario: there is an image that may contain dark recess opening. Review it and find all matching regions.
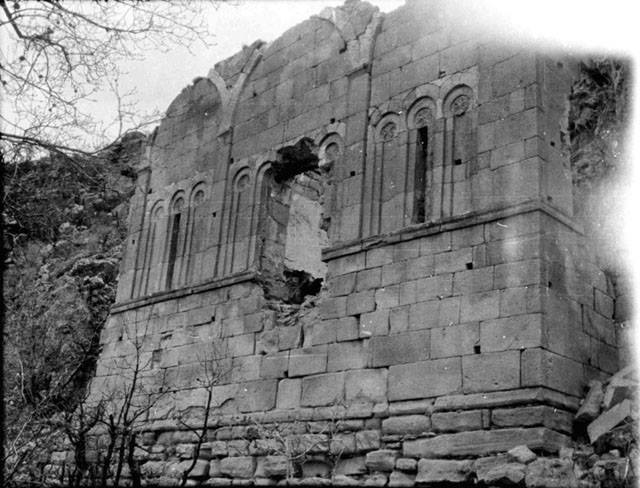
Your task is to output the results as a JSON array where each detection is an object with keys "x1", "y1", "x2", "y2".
[
  {"x1": 283, "y1": 269, "x2": 323, "y2": 304},
  {"x1": 165, "y1": 212, "x2": 181, "y2": 289},
  {"x1": 413, "y1": 126, "x2": 428, "y2": 223}
]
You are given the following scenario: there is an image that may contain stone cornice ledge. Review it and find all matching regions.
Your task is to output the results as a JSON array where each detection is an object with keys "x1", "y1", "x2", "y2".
[
  {"x1": 322, "y1": 200, "x2": 582, "y2": 262},
  {"x1": 111, "y1": 269, "x2": 256, "y2": 314}
]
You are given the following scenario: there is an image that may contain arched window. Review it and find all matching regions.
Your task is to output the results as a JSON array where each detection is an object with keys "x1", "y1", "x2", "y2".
[
  {"x1": 442, "y1": 85, "x2": 475, "y2": 218},
  {"x1": 406, "y1": 99, "x2": 436, "y2": 225},
  {"x1": 165, "y1": 195, "x2": 185, "y2": 290},
  {"x1": 185, "y1": 184, "x2": 207, "y2": 284},
  {"x1": 224, "y1": 171, "x2": 253, "y2": 275},
  {"x1": 318, "y1": 133, "x2": 344, "y2": 239},
  {"x1": 365, "y1": 113, "x2": 406, "y2": 236},
  {"x1": 139, "y1": 203, "x2": 164, "y2": 297}
]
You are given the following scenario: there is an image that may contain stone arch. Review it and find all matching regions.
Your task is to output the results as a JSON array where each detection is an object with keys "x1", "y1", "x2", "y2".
[
  {"x1": 224, "y1": 168, "x2": 254, "y2": 274},
  {"x1": 364, "y1": 112, "x2": 408, "y2": 236},
  {"x1": 406, "y1": 97, "x2": 437, "y2": 225},
  {"x1": 317, "y1": 133, "x2": 344, "y2": 238},
  {"x1": 403, "y1": 84, "x2": 441, "y2": 119},
  {"x1": 441, "y1": 84, "x2": 477, "y2": 218},
  {"x1": 165, "y1": 191, "x2": 186, "y2": 290},
  {"x1": 184, "y1": 181, "x2": 208, "y2": 284},
  {"x1": 138, "y1": 200, "x2": 165, "y2": 297}
]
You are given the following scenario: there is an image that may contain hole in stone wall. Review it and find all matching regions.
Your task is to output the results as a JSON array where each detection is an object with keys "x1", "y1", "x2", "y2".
[
  {"x1": 557, "y1": 61, "x2": 564, "y2": 69},
  {"x1": 550, "y1": 141, "x2": 556, "y2": 147},
  {"x1": 259, "y1": 138, "x2": 330, "y2": 306},
  {"x1": 439, "y1": 70, "x2": 446, "y2": 78},
  {"x1": 350, "y1": 171, "x2": 356, "y2": 177},
  {"x1": 212, "y1": 211, "x2": 217, "y2": 218},
  {"x1": 330, "y1": 118, "x2": 336, "y2": 124},
  {"x1": 474, "y1": 345, "x2": 481, "y2": 354},
  {"x1": 454, "y1": 158, "x2": 463, "y2": 165},
  {"x1": 548, "y1": 281, "x2": 553, "y2": 288},
  {"x1": 272, "y1": 137, "x2": 319, "y2": 183},
  {"x1": 283, "y1": 269, "x2": 323, "y2": 304},
  {"x1": 229, "y1": 158, "x2": 234, "y2": 165},
  {"x1": 466, "y1": 262, "x2": 473, "y2": 270},
  {"x1": 147, "y1": 188, "x2": 153, "y2": 194}
]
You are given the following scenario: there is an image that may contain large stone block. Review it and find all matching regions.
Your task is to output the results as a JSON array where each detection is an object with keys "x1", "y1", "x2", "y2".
[
  {"x1": 462, "y1": 351, "x2": 520, "y2": 393},
  {"x1": 431, "y1": 410, "x2": 485, "y2": 432},
  {"x1": 460, "y1": 291, "x2": 500, "y2": 322},
  {"x1": 346, "y1": 369, "x2": 387, "y2": 402},
  {"x1": 480, "y1": 313, "x2": 543, "y2": 352},
  {"x1": 289, "y1": 347, "x2": 327, "y2": 377},
  {"x1": 415, "y1": 459, "x2": 472, "y2": 484},
  {"x1": 521, "y1": 348, "x2": 584, "y2": 397},
  {"x1": 371, "y1": 330, "x2": 430, "y2": 367},
  {"x1": 430, "y1": 322, "x2": 479, "y2": 358},
  {"x1": 237, "y1": 380, "x2": 277, "y2": 412},
  {"x1": 388, "y1": 358, "x2": 461, "y2": 401},
  {"x1": 365, "y1": 449, "x2": 399, "y2": 472},
  {"x1": 382, "y1": 415, "x2": 431, "y2": 436},
  {"x1": 359, "y1": 310, "x2": 389, "y2": 338},
  {"x1": 327, "y1": 341, "x2": 369, "y2": 371},
  {"x1": 346, "y1": 290, "x2": 376, "y2": 315},
  {"x1": 219, "y1": 456, "x2": 256, "y2": 479},
  {"x1": 492, "y1": 405, "x2": 573, "y2": 433},
  {"x1": 403, "y1": 427, "x2": 569, "y2": 458},
  {"x1": 276, "y1": 378, "x2": 301, "y2": 409},
  {"x1": 300, "y1": 372, "x2": 345, "y2": 407}
]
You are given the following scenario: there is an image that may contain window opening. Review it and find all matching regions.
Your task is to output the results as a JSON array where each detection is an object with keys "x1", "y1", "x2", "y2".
[{"x1": 413, "y1": 126, "x2": 429, "y2": 223}]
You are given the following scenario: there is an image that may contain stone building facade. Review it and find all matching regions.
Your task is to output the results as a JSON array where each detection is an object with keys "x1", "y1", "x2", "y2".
[{"x1": 86, "y1": 0, "x2": 620, "y2": 484}]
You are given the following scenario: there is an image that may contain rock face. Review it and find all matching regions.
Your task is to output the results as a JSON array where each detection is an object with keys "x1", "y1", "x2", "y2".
[{"x1": 44, "y1": 0, "x2": 626, "y2": 486}]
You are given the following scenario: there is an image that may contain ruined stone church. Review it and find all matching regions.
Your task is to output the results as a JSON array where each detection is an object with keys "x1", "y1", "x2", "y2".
[{"x1": 87, "y1": 0, "x2": 621, "y2": 484}]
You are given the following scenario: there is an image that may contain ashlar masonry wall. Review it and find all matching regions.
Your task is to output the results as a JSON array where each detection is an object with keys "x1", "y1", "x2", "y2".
[{"x1": 73, "y1": 0, "x2": 620, "y2": 485}]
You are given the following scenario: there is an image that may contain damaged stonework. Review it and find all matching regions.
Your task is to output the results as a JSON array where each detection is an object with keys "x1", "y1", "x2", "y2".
[{"x1": 46, "y1": 0, "x2": 629, "y2": 487}]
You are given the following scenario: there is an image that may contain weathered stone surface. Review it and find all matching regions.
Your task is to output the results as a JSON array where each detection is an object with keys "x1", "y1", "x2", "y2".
[
  {"x1": 492, "y1": 405, "x2": 574, "y2": 433},
  {"x1": 180, "y1": 459, "x2": 210, "y2": 478},
  {"x1": 355, "y1": 430, "x2": 381, "y2": 452},
  {"x1": 371, "y1": 331, "x2": 429, "y2": 367},
  {"x1": 576, "y1": 380, "x2": 604, "y2": 422},
  {"x1": 262, "y1": 455, "x2": 289, "y2": 478},
  {"x1": 403, "y1": 427, "x2": 569, "y2": 458},
  {"x1": 381, "y1": 415, "x2": 431, "y2": 436},
  {"x1": 432, "y1": 410, "x2": 484, "y2": 432},
  {"x1": 389, "y1": 470, "x2": 415, "y2": 487},
  {"x1": 508, "y1": 445, "x2": 537, "y2": 464},
  {"x1": 525, "y1": 458, "x2": 578, "y2": 488},
  {"x1": 476, "y1": 461, "x2": 526, "y2": 485},
  {"x1": 433, "y1": 387, "x2": 580, "y2": 412},
  {"x1": 300, "y1": 372, "x2": 345, "y2": 407},
  {"x1": 335, "y1": 456, "x2": 367, "y2": 476},
  {"x1": 365, "y1": 449, "x2": 399, "y2": 472},
  {"x1": 388, "y1": 358, "x2": 461, "y2": 401},
  {"x1": 395, "y1": 458, "x2": 417, "y2": 472},
  {"x1": 141, "y1": 460, "x2": 166, "y2": 478},
  {"x1": 219, "y1": 456, "x2": 256, "y2": 479},
  {"x1": 346, "y1": 369, "x2": 387, "y2": 402},
  {"x1": 415, "y1": 459, "x2": 472, "y2": 484},
  {"x1": 388, "y1": 399, "x2": 432, "y2": 416},
  {"x1": 587, "y1": 399, "x2": 633, "y2": 444}
]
